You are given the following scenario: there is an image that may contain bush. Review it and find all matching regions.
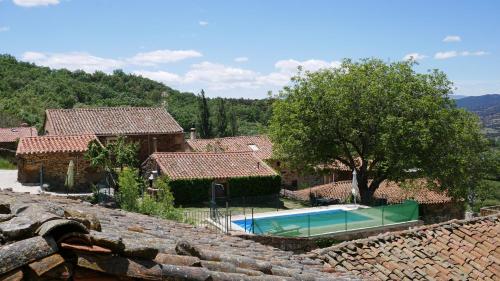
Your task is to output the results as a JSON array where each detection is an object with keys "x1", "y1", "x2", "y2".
[
  {"x1": 169, "y1": 178, "x2": 212, "y2": 205},
  {"x1": 0, "y1": 157, "x2": 16, "y2": 170},
  {"x1": 129, "y1": 176, "x2": 182, "y2": 221},
  {"x1": 227, "y1": 175, "x2": 282, "y2": 197},
  {"x1": 117, "y1": 168, "x2": 141, "y2": 211},
  {"x1": 168, "y1": 175, "x2": 282, "y2": 205}
]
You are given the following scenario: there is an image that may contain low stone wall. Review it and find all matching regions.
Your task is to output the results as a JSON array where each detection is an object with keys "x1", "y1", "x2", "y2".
[
  {"x1": 234, "y1": 220, "x2": 423, "y2": 253},
  {"x1": 480, "y1": 205, "x2": 500, "y2": 216},
  {"x1": 419, "y1": 201, "x2": 465, "y2": 224}
]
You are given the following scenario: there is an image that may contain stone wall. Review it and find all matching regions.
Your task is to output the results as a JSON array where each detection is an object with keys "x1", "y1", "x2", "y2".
[
  {"x1": 17, "y1": 152, "x2": 103, "y2": 192},
  {"x1": 480, "y1": 205, "x2": 500, "y2": 216},
  {"x1": 419, "y1": 201, "x2": 465, "y2": 224},
  {"x1": 100, "y1": 133, "x2": 185, "y2": 162},
  {"x1": 267, "y1": 160, "x2": 352, "y2": 190}
]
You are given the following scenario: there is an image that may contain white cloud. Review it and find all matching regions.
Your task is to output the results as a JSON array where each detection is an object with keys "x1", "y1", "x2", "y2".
[
  {"x1": 442, "y1": 35, "x2": 461, "y2": 43},
  {"x1": 434, "y1": 51, "x2": 459, "y2": 60},
  {"x1": 199, "y1": 21, "x2": 209, "y2": 26},
  {"x1": 13, "y1": 0, "x2": 59, "y2": 7},
  {"x1": 434, "y1": 50, "x2": 488, "y2": 60},
  {"x1": 128, "y1": 49, "x2": 202, "y2": 66},
  {"x1": 403, "y1": 53, "x2": 427, "y2": 61},
  {"x1": 234, "y1": 57, "x2": 249, "y2": 63},
  {"x1": 184, "y1": 62, "x2": 260, "y2": 90},
  {"x1": 274, "y1": 59, "x2": 341, "y2": 74},
  {"x1": 460, "y1": 51, "x2": 488, "y2": 57},
  {"x1": 21, "y1": 51, "x2": 124, "y2": 72},
  {"x1": 133, "y1": 70, "x2": 182, "y2": 84},
  {"x1": 0, "y1": 26, "x2": 10, "y2": 32}
]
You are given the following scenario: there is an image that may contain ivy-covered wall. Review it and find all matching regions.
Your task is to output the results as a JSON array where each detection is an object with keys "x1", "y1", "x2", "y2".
[{"x1": 169, "y1": 175, "x2": 282, "y2": 205}]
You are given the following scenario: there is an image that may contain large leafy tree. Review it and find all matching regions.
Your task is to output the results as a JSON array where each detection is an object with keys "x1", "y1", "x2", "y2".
[{"x1": 269, "y1": 58, "x2": 491, "y2": 204}]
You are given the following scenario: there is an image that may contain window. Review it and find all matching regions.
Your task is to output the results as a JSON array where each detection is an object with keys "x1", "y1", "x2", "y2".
[{"x1": 248, "y1": 144, "x2": 259, "y2": 151}]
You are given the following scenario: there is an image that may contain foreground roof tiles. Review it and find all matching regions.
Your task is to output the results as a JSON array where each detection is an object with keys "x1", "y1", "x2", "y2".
[
  {"x1": 16, "y1": 134, "x2": 98, "y2": 155},
  {"x1": 0, "y1": 191, "x2": 356, "y2": 280},
  {"x1": 311, "y1": 215, "x2": 500, "y2": 280},
  {"x1": 151, "y1": 151, "x2": 278, "y2": 180},
  {"x1": 187, "y1": 135, "x2": 273, "y2": 160},
  {"x1": 288, "y1": 180, "x2": 452, "y2": 204},
  {"x1": 45, "y1": 107, "x2": 183, "y2": 136},
  {"x1": 0, "y1": 127, "x2": 37, "y2": 143}
]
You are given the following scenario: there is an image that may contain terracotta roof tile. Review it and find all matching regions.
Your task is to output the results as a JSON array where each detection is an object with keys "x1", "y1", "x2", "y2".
[
  {"x1": 312, "y1": 215, "x2": 500, "y2": 280},
  {"x1": 16, "y1": 135, "x2": 98, "y2": 155},
  {"x1": 187, "y1": 135, "x2": 273, "y2": 160},
  {"x1": 0, "y1": 127, "x2": 37, "y2": 143},
  {"x1": 287, "y1": 179, "x2": 452, "y2": 204},
  {"x1": 0, "y1": 191, "x2": 356, "y2": 280},
  {"x1": 45, "y1": 107, "x2": 183, "y2": 136},
  {"x1": 150, "y1": 151, "x2": 278, "y2": 180}
]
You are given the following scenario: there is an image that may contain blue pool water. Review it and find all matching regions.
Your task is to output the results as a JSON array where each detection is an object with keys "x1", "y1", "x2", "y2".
[{"x1": 232, "y1": 208, "x2": 370, "y2": 234}]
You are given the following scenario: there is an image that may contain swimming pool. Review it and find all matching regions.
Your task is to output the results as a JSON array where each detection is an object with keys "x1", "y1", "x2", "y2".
[
  {"x1": 231, "y1": 200, "x2": 419, "y2": 237},
  {"x1": 232, "y1": 208, "x2": 371, "y2": 236}
]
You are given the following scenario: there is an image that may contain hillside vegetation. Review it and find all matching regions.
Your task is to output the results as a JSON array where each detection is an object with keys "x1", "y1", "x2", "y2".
[
  {"x1": 0, "y1": 54, "x2": 272, "y2": 135},
  {"x1": 456, "y1": 94, "x2": 500, "y2": 141}
]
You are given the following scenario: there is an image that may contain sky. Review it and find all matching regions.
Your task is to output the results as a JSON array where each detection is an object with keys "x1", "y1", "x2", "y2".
[{"x1": 1, "y1": 0, "x2": 499, "y2": 98}]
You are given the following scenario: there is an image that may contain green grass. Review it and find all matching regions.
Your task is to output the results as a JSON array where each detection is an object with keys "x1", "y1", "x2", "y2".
[{"x1": 0, "y1": 157, "x2": 16, "y2": 169}]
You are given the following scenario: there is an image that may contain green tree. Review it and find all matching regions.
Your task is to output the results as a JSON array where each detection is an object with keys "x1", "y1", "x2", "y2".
[
  {"x1": 117, "y1": 168, "x2": 141, "y2": 211},
  {"x1": 229, "y1": 106, "x2": 238, "y2": 136},
  {"x1": 197, "y1": 89, "x2": 212, "y2": 138},
  {"x1": 107, "y1": 136, "x2": 139, "y2": 170},
  {"x1": 269, "y1": 58, "x2": 491, "y2": 204},
  {"x1": 215, "y1": 98, "x2": 228, "y2": 137}
]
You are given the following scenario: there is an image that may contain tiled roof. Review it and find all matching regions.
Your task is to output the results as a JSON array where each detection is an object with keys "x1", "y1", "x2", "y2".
[
  {"x1": 150, "y1": 151, "x2": 278, "y2": 180},
  {"x1": 16, "y1": 135, "x2": 99, "y2": 155},
  {"x1": 288, "y1": 179, "x2": 452, "y2": 204},
  {"x1": 0, "y1": 127, "x2": 37, "y2": 143},
  {"x1": 312, "y1": 215, "x2": 500, "y2": 280},
  {"x1": 45, "y1": 107, "x2": 183, "y2": 136},
  {"x1": 0, "y1": 191, "x2": 356, "y2": 280},
  {"x1": 187, "y1": 135, "x2": 273, "y2": 160}
]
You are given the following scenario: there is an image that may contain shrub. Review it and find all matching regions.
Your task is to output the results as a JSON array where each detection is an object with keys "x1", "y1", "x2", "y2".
[
  {"x1": 169, "y1": 178, "x2": 212, "y2": 205},
  {"x1": 168, "y1": 175, "x2": 282, "y2": 205},
  {"x1": 117, "y1": 168, "x2": 141, "y2": 211},
  {"x1": 0, "y1": 157, "x2": 16, "y2": 169},
  {"x1": 227, "y1": 175, "x2": 282, "y2": 197}
]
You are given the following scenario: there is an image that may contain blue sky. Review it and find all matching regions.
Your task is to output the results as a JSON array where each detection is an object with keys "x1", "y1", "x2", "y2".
[{"x1": 1, "y1": 0, "x2": 499, "y2": 98}]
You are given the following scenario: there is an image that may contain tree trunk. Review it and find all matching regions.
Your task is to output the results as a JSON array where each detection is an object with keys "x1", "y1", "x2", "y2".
[{"x1": 356, "y1": 172, "x2": 374, "y2": 205}]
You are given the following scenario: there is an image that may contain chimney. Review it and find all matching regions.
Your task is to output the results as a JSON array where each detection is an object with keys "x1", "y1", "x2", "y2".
[
  {"x1": 190, "y1": 128, "x2": 196, "y2": 140},
  {"x1": 152, "y1": 137, "x2": 158, "y2": 152}
]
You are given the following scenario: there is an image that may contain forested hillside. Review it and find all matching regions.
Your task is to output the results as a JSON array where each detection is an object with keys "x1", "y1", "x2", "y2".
[
  {"x1": 0, "y1": 55, "x2": 272, "y2": 136},
  {"x1": 456, "y1": 94, "x2": 500, "y2": 140}
]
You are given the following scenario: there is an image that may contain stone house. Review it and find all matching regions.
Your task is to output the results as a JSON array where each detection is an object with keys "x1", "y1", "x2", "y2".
[
  {"x1": 43, "y1": 107, "x2": 185, "y2": 162},
  {"x1": 186, "y1": 134, "x2": 350, "y2": 189},
  {"x1": 0, "y1": 126, "x2": 37, "y2": 161},
  {"x1": 142, "y1": 151, "x2": 279, "y2": 202},
  {"x1": 16, "y1": 134, "x2": 104, "y2": 192}
]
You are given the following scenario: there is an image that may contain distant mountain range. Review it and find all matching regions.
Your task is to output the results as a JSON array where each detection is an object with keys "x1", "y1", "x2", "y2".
[{"x1": 455, "y1": 94, "x2": 500, "y2": 140}]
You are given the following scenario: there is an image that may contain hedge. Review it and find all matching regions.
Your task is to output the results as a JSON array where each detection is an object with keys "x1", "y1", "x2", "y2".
[{"x1": 169, "y1": 175, "x2": 282, "y2": 205}]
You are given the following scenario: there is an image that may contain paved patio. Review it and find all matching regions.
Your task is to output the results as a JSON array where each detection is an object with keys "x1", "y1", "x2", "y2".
[{"x1": 0, "y1": 169, "x2": 41, "y2": 194}]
